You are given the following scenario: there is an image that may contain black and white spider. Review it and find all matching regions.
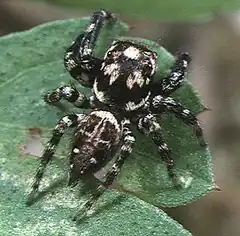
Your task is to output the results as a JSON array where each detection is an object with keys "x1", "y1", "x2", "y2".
[{"x1": 27, "y1": 10, "x2": 206, "y2": 219}]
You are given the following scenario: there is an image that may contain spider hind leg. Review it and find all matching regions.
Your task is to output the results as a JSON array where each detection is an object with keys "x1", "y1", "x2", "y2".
[
  {"x1": 136, "y1": 114, "x2": 180, "y2": 188},
  {"x1": 26, "y1": 114, "x2": 84, "y2": 205}
]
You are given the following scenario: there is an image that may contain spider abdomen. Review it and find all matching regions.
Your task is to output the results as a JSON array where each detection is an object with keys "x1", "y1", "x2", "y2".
[{"x1": 68, "y1": 110, "x2": 122, "y2": 184}]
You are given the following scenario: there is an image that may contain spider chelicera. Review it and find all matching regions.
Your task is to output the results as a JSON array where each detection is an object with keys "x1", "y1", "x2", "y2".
[{"x1": 27, "y1": 10, "x2": 206, "y2": 219}]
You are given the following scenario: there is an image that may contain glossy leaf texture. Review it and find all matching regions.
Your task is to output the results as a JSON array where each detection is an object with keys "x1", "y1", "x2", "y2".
[
  {"x1": 42, "y1": 0, "x2": 240, "y2": 21},
  {"x1": 0, "y1": 17, "x2": 214, "y2": 235}
]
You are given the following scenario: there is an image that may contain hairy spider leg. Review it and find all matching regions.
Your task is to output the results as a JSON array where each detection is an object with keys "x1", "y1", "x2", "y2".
[
  {"x1": 26, "y1": 114, "x2": 85, "y2": 205},
  {"x1": 151, "y1": 52, "x2": 191, "y2": 97},
  {"x1": 151, "y1": 95, "x2": 206, "y2": 147},
  {"x1": 79, "y1": 10, "x2": 115, "y2": 58},
  {"x1": 74, "y1": 120, "x2": 135, "y2": 221},
  {"x1": 64, "y1": 10, "x2": 115, "y2": 87},
  {"x1": 103, "y1": 121, "x2": 135, "y2": 186},
  {"x1": 44, "y1": 83, "x2": 94, "y2": 109},
  {"x1": 136, "y1": 114, "x2": 179, "y2": 187}
]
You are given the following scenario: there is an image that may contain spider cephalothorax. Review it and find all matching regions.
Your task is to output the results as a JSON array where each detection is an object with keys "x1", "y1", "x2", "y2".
[
  {"x1": 28, "y1": 10, "x2": 207, "y2": 221},
  {"x1": 93, "y1": 40, "x2": 157, "y2": 111}
]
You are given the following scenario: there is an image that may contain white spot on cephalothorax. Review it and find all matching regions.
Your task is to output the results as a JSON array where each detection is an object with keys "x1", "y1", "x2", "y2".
[
  {"x1": 125, "y1": 92, "x2": 150, "y2": 111},
  {"x1": 107, "y1": 65, "x2": 120, "y2": 85},
  {"x1": 93, "y1": 81, "x2": 106, "y2": 103},
  {"x1": 73, "y1": 148, "x2": 80, "y2": 154},
  {"x1": 70, "y1": 164, "x2": 74, "y2": 169},
  {"x1": 123, "y1": 46, "x2": 140, "y2": 59},
  {"x1": 126, "y1": 71, "x2": 145, "y2": 89},
  {"x1": 103, "y1": 63, "x2": 120, "y2": 85},
  {"x1": 104, "y1": 63, "x2": 119, "y2": 75}
]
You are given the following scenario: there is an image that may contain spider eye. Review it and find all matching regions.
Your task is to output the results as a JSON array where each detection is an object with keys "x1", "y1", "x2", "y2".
[{"x1": 107, "y1": 51, "x2": 112, "y2": 57}]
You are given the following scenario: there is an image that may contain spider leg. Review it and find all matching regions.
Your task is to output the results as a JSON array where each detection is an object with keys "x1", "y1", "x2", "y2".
[
  {"x1": 64, "y1": 10, "x2": 115, "y2": 87},
  {"x1": 152, "y1": 52, "x2": 191, "y2": 96},
  {"x1": 103, "y1": 121, "x2": 135, "y2": 186},
  {"x1": 136, "y1": 114, "x2": 180, "y2": 187},
  {"x1": 44, "y1": 83, "x2": 95, "y2": 109},
  {"x1": 151, "y1": 95, "x2": 206, "y2": 147},
  {"x1": 26, "y1": 114, "x2": 85, "y2": 205},
  {"x1": 74, "y1": 120, "x2": 135, "y2": 221}
]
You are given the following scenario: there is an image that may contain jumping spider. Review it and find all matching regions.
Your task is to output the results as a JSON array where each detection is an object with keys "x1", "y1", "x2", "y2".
[{"x1": 27, "y1": 10, "x2": 206, "y2": 219}]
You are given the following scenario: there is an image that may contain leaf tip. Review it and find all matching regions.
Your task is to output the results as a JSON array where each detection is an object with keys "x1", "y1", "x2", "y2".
[{"x1": 212, "y1": 184, "x2": 222, "y2": 192}]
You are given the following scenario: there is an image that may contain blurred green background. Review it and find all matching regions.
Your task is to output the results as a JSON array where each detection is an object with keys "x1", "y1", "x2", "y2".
[
  {"x1": 38, "y1": 0, "x2": 240, "y2": 20},
  {"x1": 2, "y1": 0, "x2": 240, "y2": 236}
]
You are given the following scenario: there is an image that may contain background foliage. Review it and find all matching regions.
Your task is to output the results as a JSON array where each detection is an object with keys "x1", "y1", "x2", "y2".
[{"x1": 41, "y1": 0, "x2": 240, "y2": 20}]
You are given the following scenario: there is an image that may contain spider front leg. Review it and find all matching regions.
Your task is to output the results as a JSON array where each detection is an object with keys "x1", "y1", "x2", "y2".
[
  {"x1": 74, "y1": 120, "x2": 135, "y2": 221},
  {"x1": 152, "y1": 52, "x2": 191, "y2": 96},
  {"x1": 151, "y1": 95, "x2": 206, "y2": 147},
  {"x1": 136, "y1": 114, "x2": 180, "y2": 187},
  {"x1": 64, "y1": 10, "x2": 115, "y2": 87},
  {"x1": 44, "y1": 84, "x2": 95, "y2": 109},
  {"x1": 26, "y1": 114, "x2": 85, "y2": 205}
]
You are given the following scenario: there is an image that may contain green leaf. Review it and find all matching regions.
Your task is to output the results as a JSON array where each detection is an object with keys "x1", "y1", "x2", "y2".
[
  {"x1": 42, "y1": 0, "x2": 240, "y2": 21},
  {"x1": 0, "y1": 17, "x2": 213, "y2": 235}
]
